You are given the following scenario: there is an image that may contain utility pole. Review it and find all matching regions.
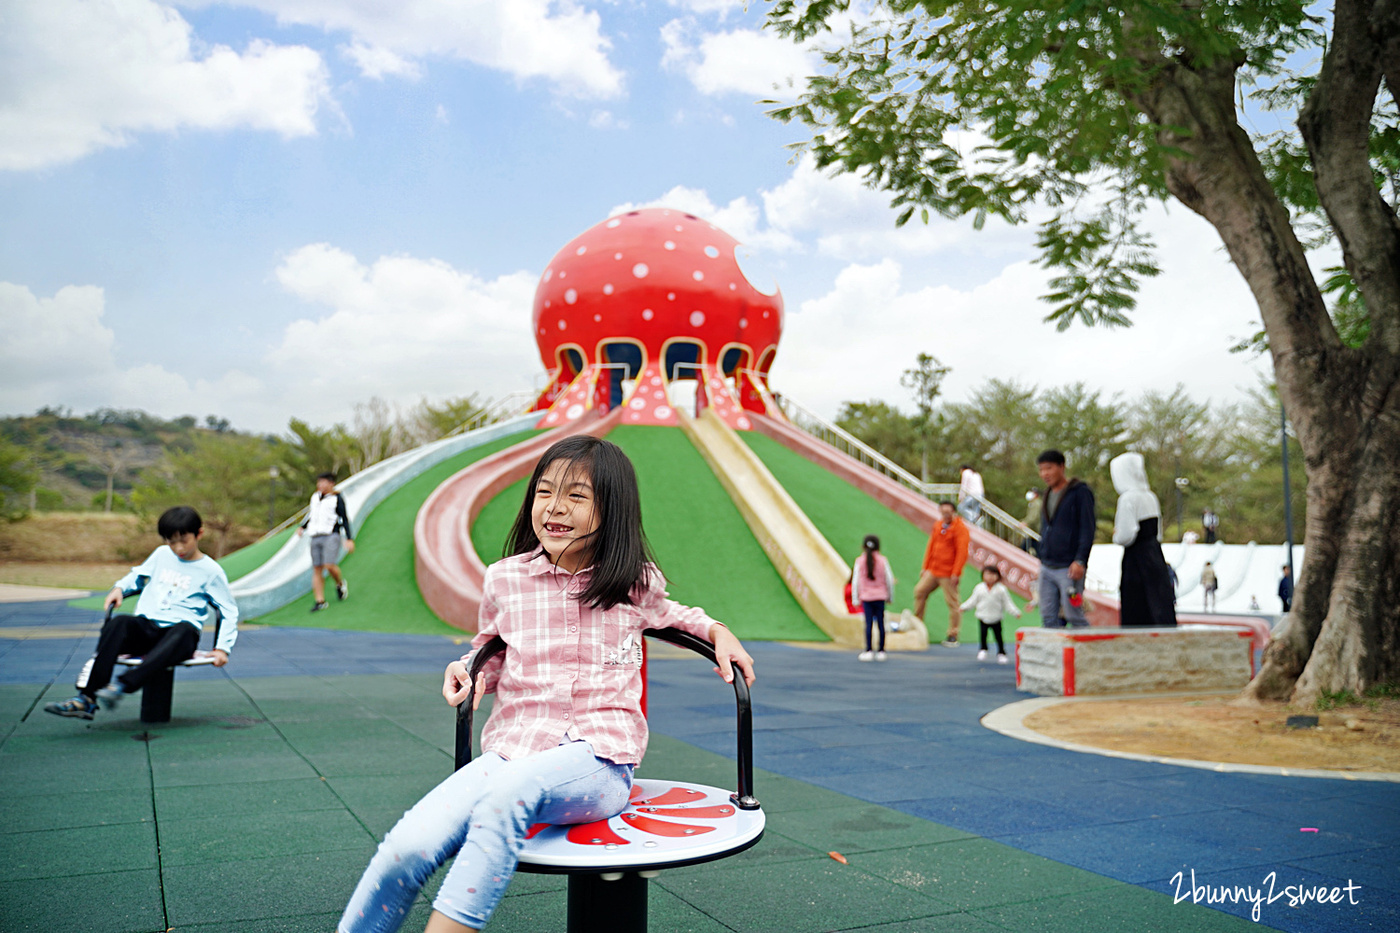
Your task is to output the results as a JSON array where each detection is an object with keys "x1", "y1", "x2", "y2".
[
  {"x1": 268, "y1": 465, "x2": 279, "y2": 532},
  {"x1": 1281, "y1": 405, "x2": 1295, "y2": 579}
]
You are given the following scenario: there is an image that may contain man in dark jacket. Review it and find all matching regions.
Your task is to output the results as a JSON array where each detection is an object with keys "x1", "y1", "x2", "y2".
[
  {"x1": 1035, "y1": 449, "x2": 1095, "y2": 628},
  {"x1": 1278, "y1": 565, "x2": 1294, "y2": 612}
]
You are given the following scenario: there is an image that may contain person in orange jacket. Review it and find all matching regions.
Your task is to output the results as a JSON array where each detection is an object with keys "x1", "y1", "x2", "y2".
[{"x1": 913, "y1": 500, "x2": 970, "y2": 646}]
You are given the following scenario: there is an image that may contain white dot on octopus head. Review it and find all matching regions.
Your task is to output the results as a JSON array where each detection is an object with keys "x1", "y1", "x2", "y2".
[
  {"x1": 692, "y1": 270, "x2": 704, "y2": 281},
  {"x1": 544, "y1": 268, "x2": 553, "y2": 281},
  {"x1": 603, "y1": 283, "x2": 614, "y2": 295},
  {"x1": 704, "y1": 245, "x2": 719, "y2": 258},
  {"x1": 632, "y1": 263, "x2": 648, "y2": 278},
  {"x1": 739, "y1": 318, "x2": 747, "y2": 328},
  {"x1": 663, "y1": 241, "x2": 676, "y2": 250},
  {"x1": 615, "y1": 252, "x2": 623, "y2": 260},
  {"x1": 606, "y1": 219, "x2": 621, "y2": 228},
  {"x1": 557, "y1": 319, "x2": 567, "y2": 329},
  {"x1": 667, "y1": 292, "x2": 675, "y2": 300},
  {"x1": 565, "y1": 288, "x2": 578, "y2": 304},
  {"x1": 594, "y1": 314, "x2": 602, "y2": 322},
  {"x1": 576, "y1": 245, "x2": 587, "y2": 255},
  {"x1": 642, "y1": 309, "x2": 653, "y2": 320},
  {"x1": 689, "y1": 311, "x2": 705, "y2": 327}
]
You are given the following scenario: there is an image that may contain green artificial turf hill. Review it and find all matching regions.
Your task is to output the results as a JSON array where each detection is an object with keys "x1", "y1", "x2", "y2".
[
  {"x1": 250, "y1": 429, "x2": 540, "y2": 635},
  {"x1": 740, "y1": 431, "x2": 1043, "y2": 642},
  {"x1": 220, "y1": 528, "x2": 295, "y2": 581},
  {"x1": 470, "y1": 425, "x2": 827, "y2": 642}
]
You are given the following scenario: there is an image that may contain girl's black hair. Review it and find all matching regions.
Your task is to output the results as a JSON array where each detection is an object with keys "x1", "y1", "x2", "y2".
[
  {"x1": 861, "y1": 534, "x2": 880, "y2": 580},
  {"x1": 982, "y1": 564, "x2": 1002, "y2": 579},
  {"x1": 157, "y1": 506, "x2": 202, "y2": 539},
  {"x1": 504, "y1": 435, "x2": 657, "y2": 610}
]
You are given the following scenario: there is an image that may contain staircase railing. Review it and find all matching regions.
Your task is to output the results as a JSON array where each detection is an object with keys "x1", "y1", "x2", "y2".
[{"x1": 771, "y1": 395, "x2": 1039, "y2": 547}]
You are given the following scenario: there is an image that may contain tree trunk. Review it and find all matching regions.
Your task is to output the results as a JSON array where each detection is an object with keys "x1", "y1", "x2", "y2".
[{"x1": 1125, "y1": 4, "x2": 1400, "y2": 704}]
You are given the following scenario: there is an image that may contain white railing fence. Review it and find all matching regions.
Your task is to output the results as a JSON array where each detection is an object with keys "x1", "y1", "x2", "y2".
[{"x1": 772, "y1": 395, "x2": 1040, "y2": 547}]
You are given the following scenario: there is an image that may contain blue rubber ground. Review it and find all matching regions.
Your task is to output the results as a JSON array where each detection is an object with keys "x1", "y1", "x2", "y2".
[{"x1": 1, "y1": 598, "x2": 1393, "y2": 931}]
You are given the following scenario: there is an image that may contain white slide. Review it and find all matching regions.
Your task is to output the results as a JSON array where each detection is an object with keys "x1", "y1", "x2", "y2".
[
  {"x1": 679, "y1": 407, "x2": 927, "y2": 650},
  {"x1": 230, "y1": 414, "x2": 538, "y2": 618}
]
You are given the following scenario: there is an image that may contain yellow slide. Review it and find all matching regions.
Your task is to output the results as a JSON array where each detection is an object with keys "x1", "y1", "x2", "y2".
[{"x1": 680, "y1": 408, "x2": 928, "y2": 651}]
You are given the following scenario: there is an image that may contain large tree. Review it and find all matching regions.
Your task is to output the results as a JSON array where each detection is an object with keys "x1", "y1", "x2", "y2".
[{"x1": 767, "y1": 0, "x2": 1399, "y2": 703}]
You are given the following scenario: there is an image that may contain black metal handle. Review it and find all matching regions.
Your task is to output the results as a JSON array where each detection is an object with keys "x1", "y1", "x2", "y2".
[{"x1": 452, "y1": 630, "x2": 759, "y2": 809}]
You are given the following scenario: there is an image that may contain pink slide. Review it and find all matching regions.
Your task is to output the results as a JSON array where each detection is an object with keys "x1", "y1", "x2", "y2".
[
  {"x1": 414, "y1": 409, "x2": 622, "y2": 632},
  {"x1": 749, "y1": 413, "x2": 1270, "y2": 651}
]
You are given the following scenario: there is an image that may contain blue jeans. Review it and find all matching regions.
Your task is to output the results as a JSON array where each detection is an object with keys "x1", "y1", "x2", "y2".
[
  {"x1": 339, "y1": 740, "x2": 633, "y2": 932},
  {"x1": 1039, "y1": 564, "x2": 1089, "y2": 628}
]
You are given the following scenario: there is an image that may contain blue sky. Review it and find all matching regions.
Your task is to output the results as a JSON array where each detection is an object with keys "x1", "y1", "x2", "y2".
[{"x1": 1, "y1": 0, "x2": 1276, "y2": 434}]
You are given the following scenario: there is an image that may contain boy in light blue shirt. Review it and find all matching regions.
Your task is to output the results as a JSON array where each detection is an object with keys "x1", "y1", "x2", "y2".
[{"x1": 46, "y1": 506, "x2": 239, "y2": 720}]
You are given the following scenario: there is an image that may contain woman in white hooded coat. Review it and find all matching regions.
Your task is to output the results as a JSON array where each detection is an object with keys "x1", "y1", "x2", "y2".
[{"x1": 1111, "y1": 452, "x2": 1178, "y2": 627}]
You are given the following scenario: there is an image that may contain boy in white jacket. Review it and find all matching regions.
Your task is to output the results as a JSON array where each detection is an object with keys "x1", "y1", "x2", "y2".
[{"x1": 960, "y1": 565, "x2": 1021, "y2": 663}]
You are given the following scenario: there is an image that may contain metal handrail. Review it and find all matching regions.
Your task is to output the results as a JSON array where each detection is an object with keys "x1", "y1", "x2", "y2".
[
  {"x1": 772, "y1": 395, "x2": 1039, "y2": 545},
  {"x1": 259, "y1": 506, "x2": 309, "y2": 542},
  {"x1": 444, "y1": 391, "x2": 539, "y2": 438}
]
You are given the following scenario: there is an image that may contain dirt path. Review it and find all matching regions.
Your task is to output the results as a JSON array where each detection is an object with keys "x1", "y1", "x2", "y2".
[{"x1": 1022, "y1": 695, "x2": 1400, "y2": 772}]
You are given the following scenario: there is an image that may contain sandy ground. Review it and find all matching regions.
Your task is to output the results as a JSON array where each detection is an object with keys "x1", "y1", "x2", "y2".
[{"x1": 1023, "y1": 694, "x2": 1400, "y2": 772}]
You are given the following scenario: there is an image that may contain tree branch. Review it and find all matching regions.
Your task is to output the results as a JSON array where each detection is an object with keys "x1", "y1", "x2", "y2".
[{"x1": 1301, "y1": 0, "x2": 1400, "y2": 356}]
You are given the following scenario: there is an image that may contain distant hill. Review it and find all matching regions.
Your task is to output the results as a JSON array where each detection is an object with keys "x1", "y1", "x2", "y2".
[{"x1": 0, "y1": 407, "x2": 258, "y2": 512}]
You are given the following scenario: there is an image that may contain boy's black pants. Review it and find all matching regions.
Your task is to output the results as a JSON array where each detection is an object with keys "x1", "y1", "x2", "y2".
[
  {"x1": 978, "y1": 620, "x2": 1005, "y2": 654},
  {"x1": 78, "y1": 615, "x2": 199, "y2": 698}
]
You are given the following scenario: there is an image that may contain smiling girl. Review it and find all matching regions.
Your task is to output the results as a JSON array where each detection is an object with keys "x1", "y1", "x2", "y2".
[{"x1": 338, "y1": 434, "x2": 754, "y2": 933}]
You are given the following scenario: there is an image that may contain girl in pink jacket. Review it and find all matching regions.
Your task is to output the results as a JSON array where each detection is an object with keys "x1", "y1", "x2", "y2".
[{"x1": 850, "y1": 534, "x2": 896, "y2": 661}]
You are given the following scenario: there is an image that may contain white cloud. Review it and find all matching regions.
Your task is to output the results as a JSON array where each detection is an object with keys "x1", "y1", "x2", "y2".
[
  {"x1": 0, "y1": 281, "x2": 260, "y2": 417},
  {"x1": 343, "y1": 41, "x2": 421, "y2": 80},
  {"x1": 660, "y1": 18, "x2": 815, "y2": 97},
  {"x1": 263, "y1": 244, "x2": 541, "y2": 425},
  {"x1": 608, "y1": 155, "x2": 1027, "y2": 264},
  {"x1": 0, "y1": 0, "x2": 331, "y2": 171},
  {"x1": 204, "y1": 0, "x2": 625, "y2": 98},
  {"x1": 1, "y1": 246, "x2": 543, "y2": 432},
  {"x1": 608, "y1": 186, "x2": 800, "y2": 253},
  {"x1": 773, "y1": 204, "x2": 1273, "y2": 421},
  {"x1": 666, "y1": 0, "x2": 749, "y2": 18},
  {"x1": 588, "y1": 109, "x2": 629, "y2": 130}
]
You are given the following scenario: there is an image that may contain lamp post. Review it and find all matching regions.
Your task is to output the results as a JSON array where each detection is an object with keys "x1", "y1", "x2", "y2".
[
  {"x1": 268, "y1": 465, "x2": 280, "y2": 532},
  {"x1": 1281, "y1": 405, "x2": 1295, "y2": 579},
  {"x1": 1175, "y1": 476, "x2": 1190, "y2": 540}
]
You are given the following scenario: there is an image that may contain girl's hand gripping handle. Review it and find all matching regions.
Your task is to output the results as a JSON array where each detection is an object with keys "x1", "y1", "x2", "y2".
[
  {"x1": 443, "y1": 659, "x2": 487, "y2": 710},
  {"x1": 709, "y1": 623, "x2": 756, "y2": 688}
]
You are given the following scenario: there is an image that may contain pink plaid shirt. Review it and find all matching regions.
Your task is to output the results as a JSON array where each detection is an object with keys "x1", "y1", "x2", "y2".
[{"x1": 466, "y1": 550, "x2": 719, "y2": 765}]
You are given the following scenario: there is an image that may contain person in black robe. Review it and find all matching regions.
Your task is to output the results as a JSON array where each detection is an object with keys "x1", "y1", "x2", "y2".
[{"x1": 1111, "y1": 452, "x2": 1177, "y2": 627}]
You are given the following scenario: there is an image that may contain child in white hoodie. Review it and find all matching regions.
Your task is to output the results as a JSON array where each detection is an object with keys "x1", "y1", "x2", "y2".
[{"x1": 961, "y1": 565, "x2": 1021, "y2": 663}]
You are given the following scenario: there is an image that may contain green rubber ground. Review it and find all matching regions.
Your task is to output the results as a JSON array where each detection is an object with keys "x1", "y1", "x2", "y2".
[
  {"x1": 470, "y1": 425, "x2": 827, "y2": 642},
  {"x1": 740, "y1": 431, "x2": 1044, "y2": 643},
  {"x1": 250, "y1": 429, "x2": 540, "y2": 635}
]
